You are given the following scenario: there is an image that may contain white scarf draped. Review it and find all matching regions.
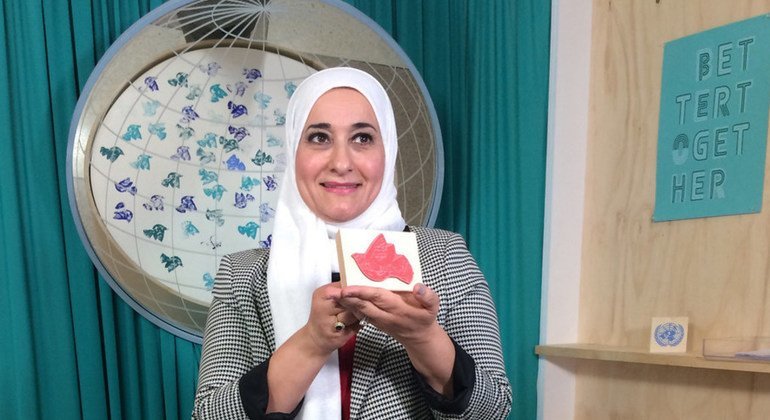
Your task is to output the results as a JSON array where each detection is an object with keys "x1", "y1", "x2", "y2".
[{"x1": 266, "y1": 67, "x2": 406, "y2": 419}]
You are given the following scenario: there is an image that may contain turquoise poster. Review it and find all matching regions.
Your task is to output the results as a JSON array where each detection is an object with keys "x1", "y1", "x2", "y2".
[{"x1": 654, "y1": 14, "x2": 770, "y2": 221}]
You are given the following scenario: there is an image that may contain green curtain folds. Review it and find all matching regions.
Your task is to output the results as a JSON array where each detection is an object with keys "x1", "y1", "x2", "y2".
[{"x1": 0, "y1": 0, "x2": 549, "y2": 419}]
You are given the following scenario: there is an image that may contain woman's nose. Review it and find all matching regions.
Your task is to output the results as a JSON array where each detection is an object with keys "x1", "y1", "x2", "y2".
[{"x1": 329, "y1": 143, "x2": 353, "y2": 173}]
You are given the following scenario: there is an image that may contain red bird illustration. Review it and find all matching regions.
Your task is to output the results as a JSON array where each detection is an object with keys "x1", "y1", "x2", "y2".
[{"x1": 351, "y1": 234, "x2": 414, "y2": 284}]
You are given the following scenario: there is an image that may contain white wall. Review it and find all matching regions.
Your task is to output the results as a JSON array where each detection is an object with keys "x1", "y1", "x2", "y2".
[{"x1": 537, "y1": 1, "x2": 593, "y2": 419}]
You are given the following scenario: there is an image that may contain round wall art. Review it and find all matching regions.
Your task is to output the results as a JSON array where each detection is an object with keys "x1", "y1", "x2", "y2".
[{"x1": 67, "y1": 0, "x2": 443, "y2": 342}]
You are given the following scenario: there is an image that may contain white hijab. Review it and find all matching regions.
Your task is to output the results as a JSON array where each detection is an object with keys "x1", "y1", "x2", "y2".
[{"x1": 266, "y1": 67, "x2": 405, "y2": 418}]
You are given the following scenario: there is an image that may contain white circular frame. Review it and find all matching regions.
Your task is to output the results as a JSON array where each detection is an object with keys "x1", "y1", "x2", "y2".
[{"x1": 67, "y1": 0, "x2": 443, "y2": 343}]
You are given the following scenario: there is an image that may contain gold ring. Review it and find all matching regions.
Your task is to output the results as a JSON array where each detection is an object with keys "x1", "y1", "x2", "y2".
[{"x1": 334, "y1": 315, "x2": 345, "y2": 331}]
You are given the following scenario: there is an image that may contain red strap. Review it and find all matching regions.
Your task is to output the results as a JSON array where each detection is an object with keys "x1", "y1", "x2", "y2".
[{"x1": 339, "y1": 335, "x2": 356, "y2": 420}]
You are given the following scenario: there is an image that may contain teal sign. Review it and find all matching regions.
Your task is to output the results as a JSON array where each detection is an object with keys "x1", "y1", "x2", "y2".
[{"x1": 654, "y1": 15, "x2": 770, "y2": 221}]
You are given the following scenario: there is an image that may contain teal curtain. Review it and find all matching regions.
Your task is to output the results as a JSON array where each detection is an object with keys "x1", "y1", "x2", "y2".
[
  {"x1": 0, "y1": 0, "x2": 549, "y2": 419},
  {"x1": 1, "y1": 2, "x2": 198, "y2": 419}
]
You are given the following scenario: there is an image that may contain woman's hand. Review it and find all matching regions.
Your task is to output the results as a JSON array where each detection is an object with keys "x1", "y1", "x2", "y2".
[
  {"x1": 337, "y1": 283, "x2": 439, "y2": 345},
  {"x1": 266, "y1": 282, "x2": 361, "y2": 413},
  {"x1": 303, "y1": 282, "x2": 361, "y2": 355},
  {"x1": 338, "y1": 283, "x2": 455, "y2": 396}
]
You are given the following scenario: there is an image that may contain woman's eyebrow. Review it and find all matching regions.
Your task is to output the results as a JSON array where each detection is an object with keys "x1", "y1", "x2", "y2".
[
  {"x1": 305, "y1": 122, "x2": 377, "y2": 131},
  {"x1": 306, "y1": 122, "x2": 331, "y2": 130},
  {"x1": 352, "y1": 122, "x2": 377, "y2": 131}
]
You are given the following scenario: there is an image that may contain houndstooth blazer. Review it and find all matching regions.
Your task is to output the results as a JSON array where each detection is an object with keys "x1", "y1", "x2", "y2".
[{"x1": 192, "y1": 226, "x2": 512, "y2": 419}]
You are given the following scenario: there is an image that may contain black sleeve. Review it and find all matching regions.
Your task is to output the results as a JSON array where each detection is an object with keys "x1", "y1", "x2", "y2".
[
  {"x1": 238, "y1": 357, "x2": 304, "y2": 419},
  {"x1": 412, "y1": 337, "x2": 476, "y2": 414}
]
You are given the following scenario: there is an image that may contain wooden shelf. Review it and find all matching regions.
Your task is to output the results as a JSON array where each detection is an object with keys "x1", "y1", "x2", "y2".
[{"x1": 536, "y1": 343, "x2": 770, "y2": 374}]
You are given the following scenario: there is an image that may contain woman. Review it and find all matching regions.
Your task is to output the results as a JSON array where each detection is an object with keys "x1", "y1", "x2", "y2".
[{"x1": 193, "y1": 67, "x2": 511, "y2": 419}]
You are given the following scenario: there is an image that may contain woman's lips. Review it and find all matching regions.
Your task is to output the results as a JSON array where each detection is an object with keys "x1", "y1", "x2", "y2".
[{"x1": 321, "y1": 182, "x2": 360, "y2": 194}]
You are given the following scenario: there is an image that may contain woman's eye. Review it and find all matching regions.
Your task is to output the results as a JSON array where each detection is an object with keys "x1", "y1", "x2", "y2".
[
  {"x1": 352, "y1": 133, "x2": 373, "y2": 144},
  {"x1": 307, "y1": 132, "x2": 329, "y2": 144}
]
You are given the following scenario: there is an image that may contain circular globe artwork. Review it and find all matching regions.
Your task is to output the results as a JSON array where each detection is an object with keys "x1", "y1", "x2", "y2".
[{"x1": 67, "y1": 0, "x2": 443, "y2": 343}]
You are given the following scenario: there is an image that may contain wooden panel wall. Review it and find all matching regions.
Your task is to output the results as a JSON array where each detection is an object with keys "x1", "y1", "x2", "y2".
[{"x1": 577, "y1": 0, "x2": 770, "y2": 417}]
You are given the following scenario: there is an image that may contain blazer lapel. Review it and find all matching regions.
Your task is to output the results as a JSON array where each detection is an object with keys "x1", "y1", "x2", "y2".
[
  {"x1": 250, "y1": 250, "x2": 275, "y2": 359},
  {"x1": 349, "y1": 324, "x2": 388, "y2": 418}
]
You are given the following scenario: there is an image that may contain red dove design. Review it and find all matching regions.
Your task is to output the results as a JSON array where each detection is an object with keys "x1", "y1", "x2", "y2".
[{"x1": 351, "y1": 233, "x2": 414, "y2": 284}]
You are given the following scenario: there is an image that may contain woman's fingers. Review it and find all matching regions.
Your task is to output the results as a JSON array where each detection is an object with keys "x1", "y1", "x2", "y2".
[
  {"x1": 337, "y1": 285, "x2": 440, "y2": 344},
  {"x1": 304, "y1": 284, "x2": 358, "y2": 353},
  {"x1": 339, "y1": 284, "x2": 438, "y2": 315},
  {"x1": 411, "y1": 283, "x2": 439, "y2": 311},
  {"x1": 339, "y1": 286, "x2": 398, "y2": 312}
]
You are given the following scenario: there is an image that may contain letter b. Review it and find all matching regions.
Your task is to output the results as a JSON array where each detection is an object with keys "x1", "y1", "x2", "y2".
[{"x1": 698, "y1": 49, "x2": 712, "y2": 81}]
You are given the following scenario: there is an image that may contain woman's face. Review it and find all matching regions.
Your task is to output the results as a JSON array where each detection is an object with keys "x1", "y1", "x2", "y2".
[{"x1": 295, "y1": 88, "x2": 386, "y2": 223}]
